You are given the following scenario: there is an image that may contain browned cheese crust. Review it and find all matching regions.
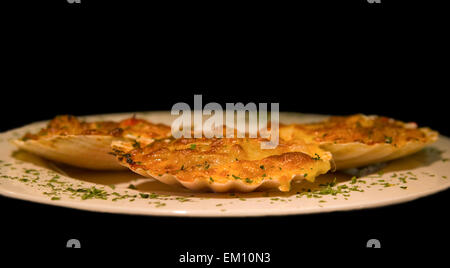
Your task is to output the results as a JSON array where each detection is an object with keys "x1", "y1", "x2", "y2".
[
  {"x1": 113, "y1": 137, "x2": 331, "y2": 191},
  {"x1": 21, "y1": 115, "x2": 171, "y2": 143},
  {"x1": 280, "y1": 114, "x2": 436, "y2": 146}
]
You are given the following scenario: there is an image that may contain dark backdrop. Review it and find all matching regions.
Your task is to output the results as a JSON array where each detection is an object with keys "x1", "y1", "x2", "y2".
[{"x1": 1, "y1": 0, "x2": 448, "y2": 263}]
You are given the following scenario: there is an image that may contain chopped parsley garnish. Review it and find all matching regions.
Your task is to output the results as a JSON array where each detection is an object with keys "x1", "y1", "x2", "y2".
[
  {"x1": 384, "y1": 136, "x2": 393, "y2": 144},
  {"x1": 232, "y1": 175, "x2": 241, "y2": 180},
  {"x1": 175, "y1": 197, "x2": 190, "y2": 202},
  {"x1": 133, "y1": 140, "x2": 141, "y2": 148},
  {"x1": 79, "y1": 187, "x2": 109, "y2": 200}
]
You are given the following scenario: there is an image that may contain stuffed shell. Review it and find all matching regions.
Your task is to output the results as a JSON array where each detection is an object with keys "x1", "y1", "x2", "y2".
[
  {"x1": 279, "y1": 114, "x2": 438, "y2": 169},
  {"x1": 111, "y1": 137, "x2": 332, "y2": 192},
  {"x1": 12, "y1": 115, "x2": 171, "y2": 170}
]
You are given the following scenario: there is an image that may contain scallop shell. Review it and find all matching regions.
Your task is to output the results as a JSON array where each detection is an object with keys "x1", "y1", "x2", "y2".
[
  {"x1": 279, "y1": 115, "x2": 439, "y2": 170},
  {"x1": 12, "y1": 115, "x2": 172, "y2": 170},
  {"x1": 111, "y1": 139, "x2": 332, "y2": 193},
  {"x1": 319, "y1": 128, "x2": 438, "y2": 169},
  {"x1": 129, "y1": 166, "x2": 301, "y2": 192},
  {"x1": 12, "y1": 135, "x2": 126, "y2": 170}
]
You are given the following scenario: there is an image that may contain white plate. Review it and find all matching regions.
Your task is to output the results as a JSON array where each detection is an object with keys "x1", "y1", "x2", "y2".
[{"x1": 1, "y1": 112, "x2": 449, "y2": 217}]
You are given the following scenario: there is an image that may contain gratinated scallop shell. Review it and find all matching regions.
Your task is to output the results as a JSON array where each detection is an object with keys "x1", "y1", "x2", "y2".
[
  {"x1": 279, "y1": 114, "x2": 438, "y2": 169},
  {"x1": 111, "y1": 137, "x2": 332, "y2": 192},
  {"x1": 12, "y1": 115, "x2": 171, "y2": 170}
]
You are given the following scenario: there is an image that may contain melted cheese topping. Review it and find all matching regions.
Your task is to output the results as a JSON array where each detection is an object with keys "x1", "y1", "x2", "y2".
[
  {"x1": 21, "y1": 115, "x2": 171, "y2": 145},
  {"x1": 113, "y1": 137, "x2": 331, "y2": 192},
  {"x1": 280, "y1": 114, "x2": 436, "y2": 146}
]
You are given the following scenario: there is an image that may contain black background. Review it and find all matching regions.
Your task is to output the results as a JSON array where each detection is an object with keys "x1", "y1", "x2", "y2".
[{"x1": 1, "y1": 0, "x2": 449, "y2": 264}]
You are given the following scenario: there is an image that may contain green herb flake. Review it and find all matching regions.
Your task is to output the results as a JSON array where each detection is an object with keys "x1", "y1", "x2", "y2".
[
  {"x1": 385, "y1": 136, "x2": 393, "y2": 144},
  {"x1": 232, "y1": 175, "x2": 241, "y2": 180},
  {"x1": 175, "y1": 197, "x2": 191, "y2": 202},
  {"x1": 80, "y1": 187, "x2": 109, "y2": 200},
  {"x1": 133, "y1": 140, "x2": 141, "y2": 148}
]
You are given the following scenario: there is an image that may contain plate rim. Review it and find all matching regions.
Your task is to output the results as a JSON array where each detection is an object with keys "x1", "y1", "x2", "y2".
[{"x1": 1, "y1": 111, "x2": 449, "y2": 217}]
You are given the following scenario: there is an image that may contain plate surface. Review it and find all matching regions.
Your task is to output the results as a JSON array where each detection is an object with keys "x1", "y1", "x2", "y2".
[{"x1": 1, "y1": 112, "x2": 449, "y2": 217}]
